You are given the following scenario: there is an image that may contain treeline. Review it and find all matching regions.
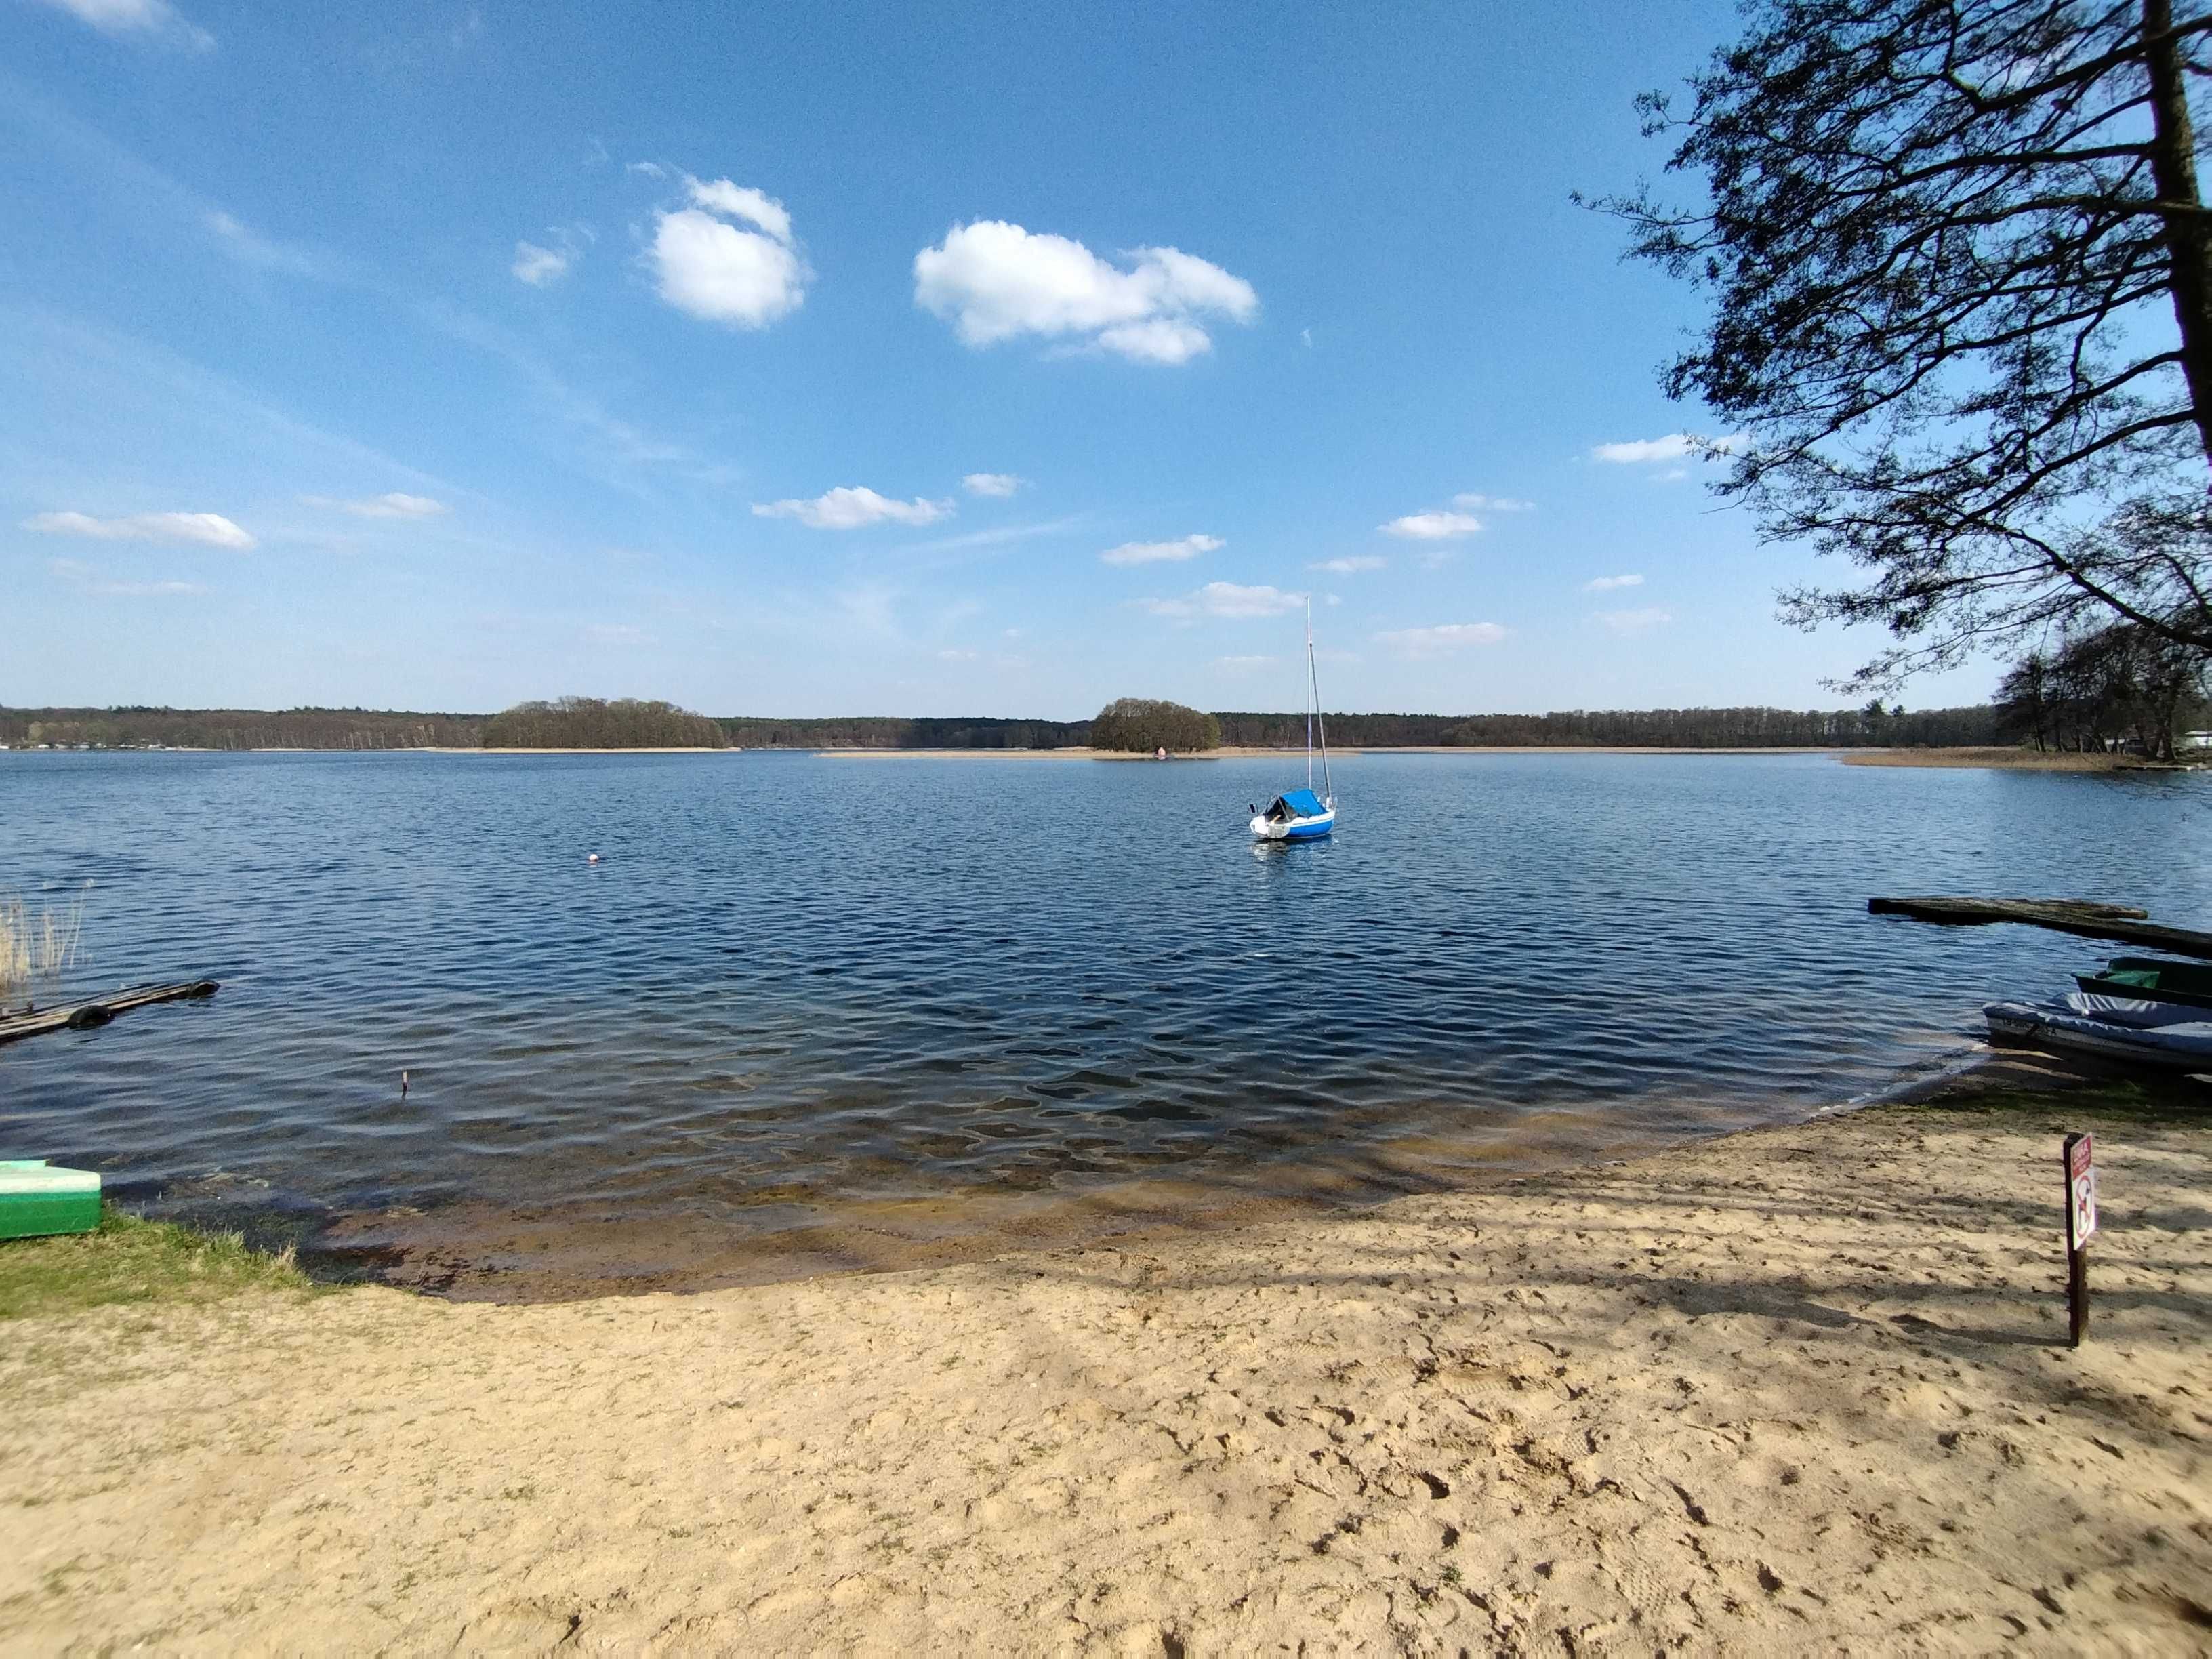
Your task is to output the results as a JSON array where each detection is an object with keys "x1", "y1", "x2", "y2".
[
  {"x1": 717, "y1": 716, "x2": 1091, "y2": 749},
  {"x1": 2, "y1": 701, "x2": 2035, "y2": 753},
  {"x1": 0, "y1": 706, "x2": 485, "y2": 750},
  {"x1": 1214, "y1": 704, "x2": 2002, "y2": 749},
  {"x1": 1995, "y1": 624, "x2": 2210, "y2": 761},
  {"x1": 480, "y1": 697, "x2": 727, "y2": 749}
]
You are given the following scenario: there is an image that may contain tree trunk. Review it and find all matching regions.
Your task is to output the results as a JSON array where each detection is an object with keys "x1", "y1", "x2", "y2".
[{"x1": 2144, "y1": 0, "x2": 2212, "y2": 474}]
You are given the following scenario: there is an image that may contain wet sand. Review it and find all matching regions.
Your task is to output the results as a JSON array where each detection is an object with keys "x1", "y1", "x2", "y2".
[{"x1": 5, "y1": 1082, "x2": 2208, "y2": 1652}]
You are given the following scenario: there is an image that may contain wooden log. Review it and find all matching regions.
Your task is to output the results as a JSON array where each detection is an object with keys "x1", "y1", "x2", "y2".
[
  {"x1": 1868, "y1": 897, "x2": 2212, "y2": 960},
  {"x1": 0, "y1": 980, "x2": 219, "y2": 1046}
]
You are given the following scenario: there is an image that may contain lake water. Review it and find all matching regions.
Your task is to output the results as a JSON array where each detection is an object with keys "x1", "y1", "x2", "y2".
[{"x1": 5, "y1": 750, "x2": 2209, "y2": 1297}]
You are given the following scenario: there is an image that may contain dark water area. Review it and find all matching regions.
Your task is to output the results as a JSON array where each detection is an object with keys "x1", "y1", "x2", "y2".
[{"x1": 4, "y1": 750, "x2": 2208, "y2": 1296}]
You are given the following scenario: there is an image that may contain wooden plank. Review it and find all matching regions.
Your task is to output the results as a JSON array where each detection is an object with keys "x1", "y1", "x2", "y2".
[
  {"x1": 1868, "y1": 897, "x2": 2212, "y2": 960},
  {"x1": 0, "y1": 980, "x2": 219, "y2": 1046}
]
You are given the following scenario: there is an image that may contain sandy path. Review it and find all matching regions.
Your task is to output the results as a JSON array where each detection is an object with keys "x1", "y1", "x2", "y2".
[{"x1": 3, "y1": 1100, "x2": 2209, "y2": 1654}]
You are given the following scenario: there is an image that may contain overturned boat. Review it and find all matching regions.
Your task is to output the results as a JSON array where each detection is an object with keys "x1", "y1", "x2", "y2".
[{"x1": 1984, "y1": 1000, "x2": 2212, "y2": 1069}]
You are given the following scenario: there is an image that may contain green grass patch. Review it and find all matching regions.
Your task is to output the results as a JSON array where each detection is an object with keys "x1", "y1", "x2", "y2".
[{"x1": 0, "y1": 1206, "x2": 327, "y2": 1320}]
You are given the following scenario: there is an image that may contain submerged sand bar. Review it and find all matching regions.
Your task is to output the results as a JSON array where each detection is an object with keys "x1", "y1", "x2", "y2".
[{"x1": 3, "y1": 1096, "x2": 2207, "y2": 1651}]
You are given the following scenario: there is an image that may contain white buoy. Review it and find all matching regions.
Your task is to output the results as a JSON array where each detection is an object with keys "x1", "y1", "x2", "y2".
[{"x1": 587, "y1": 852, "x2": 601, "y2": 864}]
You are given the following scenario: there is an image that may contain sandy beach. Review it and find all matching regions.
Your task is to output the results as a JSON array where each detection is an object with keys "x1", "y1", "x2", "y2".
[{"x1": 4, "y1": 1085, "x2": 2207, "y2": 1653}]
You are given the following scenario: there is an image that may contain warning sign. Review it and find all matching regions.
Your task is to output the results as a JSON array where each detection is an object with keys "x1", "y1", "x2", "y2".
[{"x1": 2067, "y1": 1133, "x2": 2097, "y2": 1246}]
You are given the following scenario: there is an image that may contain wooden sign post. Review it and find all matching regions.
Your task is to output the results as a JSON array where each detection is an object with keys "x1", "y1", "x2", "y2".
[{"x1": 2062, "y1": 1132, "x2": 2097, "y2": 1347}]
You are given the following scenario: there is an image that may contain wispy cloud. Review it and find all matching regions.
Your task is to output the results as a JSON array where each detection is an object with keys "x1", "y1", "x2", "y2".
[
  {"x1": 1141, "y1": 581, "x2": 1302, "y2": 621},
  {"x1": 49, "y1": 557, "x2": 205, "y2": 597},
  {"x1": 1582, "y1": 573, "x2": 1643, "y2": 592},
  {"x1": 1101, "y1": 533, "x2": 1221, "y2": 567},
  {"x1": 1595, "y1": 607, "x2": 1673, "y2": 634},
  {"x1": 914, "y1": 221, "x2": 1258, "y2": 364},
  {"x1": 24, "y1": 509, "x2": 254, "y2": 549},
  {"x1": 903, "y1": 515, "x2": 1087, "y2": 554},
  {"x1": 651, "y1": 175, "x2": 808, "y2": 328},
  {"x1": 1454, "y1": 492, "x2": 1534, "y2": 512},
  {"x1": 752, "y1": 487, "x2": 953, "y2": 530},
  {"x1": 1376, "y1": 621, "x2": 1507, "y2": 657},
  {"x1": 205, "y1": 210, "x2": 328, "y2": 278},
  {"x1": 962, "y1": 472, "x2": 1023, "y2": 497},
  {"x1": 1591, "y1": 432, "x2": 1741, "y2": 464},
  {"x1": 30, "y1": 0, "x2": 212, "y2": 50},
  {"x1": 1214, "y1": 653, "x2": 1277, "y2": 671},
  {"x1": 1380, "y1": 510, "x2": 1482, "y2": 540},
  {"x1": 512, "y1": 226, "x2": 591, "y2": 287},
  {"x1": 302, "y1": 493, "x2": 449, "y2": 520},
  {"x1": 937, "y1": 647, "x2": 980, "y2": 661},
  {"x1": 1310, "y1": 555, "x2": 1384, "y2": 574},
  {"x1": 583, "y1": 623, "x2": 652, "y2": 647}
]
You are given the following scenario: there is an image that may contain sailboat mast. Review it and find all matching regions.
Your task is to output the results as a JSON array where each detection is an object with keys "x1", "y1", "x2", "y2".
[{"x1": 1309, "y1": 596, "x2": 1332, "y2": 804}]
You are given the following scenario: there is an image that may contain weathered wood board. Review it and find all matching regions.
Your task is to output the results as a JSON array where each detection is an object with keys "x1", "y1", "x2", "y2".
[
  {"x1": 0, "y1": 980, "x2": 220, "y2": 1046},
  {"x1": 1869, "y1": 897, "x2": 2212, "y2": 959}
]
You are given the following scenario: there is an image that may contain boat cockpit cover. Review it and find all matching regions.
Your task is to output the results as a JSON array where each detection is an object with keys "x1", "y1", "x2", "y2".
[{"x1": 1272, "y1": 788, "x2": 1326, "y2": 818}]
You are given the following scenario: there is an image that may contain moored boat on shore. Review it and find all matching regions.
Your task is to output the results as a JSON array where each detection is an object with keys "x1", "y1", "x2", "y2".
[{"x1": 1984, "y1": 999, "x2": 2212, "y2": 1069}]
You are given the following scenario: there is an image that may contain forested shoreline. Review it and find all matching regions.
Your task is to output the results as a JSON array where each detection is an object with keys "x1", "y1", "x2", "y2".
[{"x1": 0, "y1": 700, "x2": 2034, "y2": 752}]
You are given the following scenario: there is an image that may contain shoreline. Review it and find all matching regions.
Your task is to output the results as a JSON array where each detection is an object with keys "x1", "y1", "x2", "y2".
[
  {"x1": 1843, "y1": 745, "x2": 2201, "y2": 772},
  {"x1": 6, "y1": 1070, "x2": 2207, "y2": 1649}
]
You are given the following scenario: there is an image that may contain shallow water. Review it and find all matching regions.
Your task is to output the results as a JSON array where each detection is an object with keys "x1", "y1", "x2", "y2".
[{"x1": 4, "y1": 750, "x2": 2208, "y2": 1294}]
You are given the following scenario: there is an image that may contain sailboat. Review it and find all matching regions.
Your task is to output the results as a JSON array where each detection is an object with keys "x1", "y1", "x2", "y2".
[{"x1": 1249, "y1": 596, "x2": 1337, "y2": 841}]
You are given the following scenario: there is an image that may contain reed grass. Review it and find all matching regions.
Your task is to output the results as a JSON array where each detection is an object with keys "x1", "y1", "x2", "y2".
[{"x1": 0, "y1": 892, "x2": 86, "y2": 999}]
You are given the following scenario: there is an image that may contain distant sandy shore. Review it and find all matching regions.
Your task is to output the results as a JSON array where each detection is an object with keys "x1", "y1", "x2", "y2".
[
  {"x1": 1843, "y1": 745, "x2": 2181, "y2": 772},
  {"x1": 817, "y1": 745, "x2": 1857, "y2": 760},
  {"x1": 6, "y1": 1085, "x2": 2207, "y2": 1651}
]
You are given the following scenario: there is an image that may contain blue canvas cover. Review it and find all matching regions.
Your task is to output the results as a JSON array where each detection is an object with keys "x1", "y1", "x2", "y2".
[{"x1": 1273, "y1": 788, "x2": 1327, "y2": 817}]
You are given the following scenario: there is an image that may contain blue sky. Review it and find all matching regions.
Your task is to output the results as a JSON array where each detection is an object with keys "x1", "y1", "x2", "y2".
[{"x1": 1, "y1": 0, "x2": 2003, "y2": 718}]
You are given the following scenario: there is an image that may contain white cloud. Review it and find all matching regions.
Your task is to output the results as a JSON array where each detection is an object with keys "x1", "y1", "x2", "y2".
[
  {"x1": 1592, "y1": 432, "x2": 1742, "y2": 464},
  {"x1": 1214, "y1": 653, "x2": 1277, "y2": 671},
  {"x1": 963, "y1": 472, "x2": 1023, "y2": 497},
  {"x1": 684, "y1": 178, "x2": 792, "y2": 242},
  {"x1": 1583, "y1": 573, "x2": 1643, "y2": 592},
  {"x1": 1310, "y1": 555, "x2": 1384, "y2": 574},
  {"x1": 1101, "y1": 533, "x2": 1222, "y2": 567},
  {"x1": 1380, "y1": 510, "x2": 1483, "y2": 540},
  {"x1": 32, "y1": 0, "x2": 211, "y2": 49},
  {"x1": 751, "y1": 487, "x2": 953, "y2": 530},
  {"x1": 512, "y1": 241, "x2": 570, "y2": 285},
  {"x1": 651, "y1": 176, "x2": 807, "y2": 327},
  {"x1": 1141, "y1": 581, "x2": 1302, "y2": 621},
  {"x1": 303, "y1": 493, "x2": 449, "y2": 520},
  {"x1": 1597, "y1": 607, "x2": 1673, "y2": 634},
  {"x1": 1454, "y1": 493, "x2": 1534, "y2": 512},
  {"x1": 913, "y1": 221, "x2": 1258, "y2": 364},
  {"x1": 583, "y1": 623, "x2": 651, "y2": 646},
  {"x1": 1376, "y1": 621, "x2": 1508, "y2": 657},
  {"x1": 24, "y1": 510, "x2": 253, "y2": 549},
  {"x1": 937, "y1": 648, "x2": 979, "y2": 661}
]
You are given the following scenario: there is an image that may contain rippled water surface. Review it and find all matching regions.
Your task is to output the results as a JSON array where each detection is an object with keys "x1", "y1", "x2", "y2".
[{"x1": 5, "y1": 750, "x2": 2209, "y2": 1294}]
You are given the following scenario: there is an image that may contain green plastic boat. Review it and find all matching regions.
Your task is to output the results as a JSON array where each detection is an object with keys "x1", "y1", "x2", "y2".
[
  {"x1": 0, "y1": 1160, "x2": 102, "y2": 1240},
  {"x1": 2076, "y1": 956, "x2": 2212, "y2": 1012}
]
